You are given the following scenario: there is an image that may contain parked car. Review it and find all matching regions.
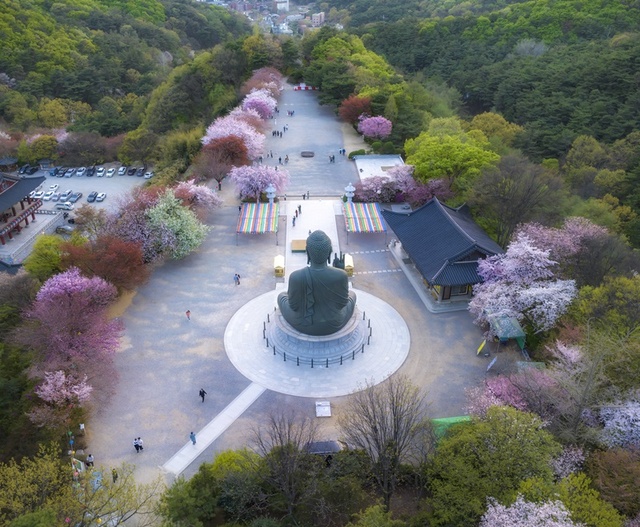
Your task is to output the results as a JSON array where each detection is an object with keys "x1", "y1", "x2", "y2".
[
  {"x1": 60, "y1": 189, "x2": 73, "y2": 200},
  {"x1": 49, "y1": 167, "x2": 60, "y2": 177},
  {"x1": 27, "y1": 166, "x2": 39, "y2": 175},
  {"x1": 19, "y1": 164, "x2": 30, "y2": 174},
  {"x1": 68, "y1": 192, "x2": 83, "y2": 203},
  {"x1": 76, "y1": 167, "x2": 86, "y2": 176},
  {"x1": 87, "y1": 191, "x2": 98, "y2": 202},
  {"x1": 127, "y1": 167, "x2": 137, "y2": 175},
  {"x1": 118, "y1": 166, "x2": 127, "y2": 176},
  {"x1": 56, "y1": 225, "x2": 74, "y2": 235},
  {"x1": 51, "y1": 192, "x2": 61, "y2": 202},
  {"x1": 86, "y1": 166, "x2": 95, "y2": 177},
  {"x1": 136, "y1": 167, "x2": 145, "y2": 177},
  {"x1": 42, "y1": 191, "x2": 55, "y2": 201},
  {"x1": 49, "y1": 183, "x2": 59, "y2": 191},
  {"x1": 55, "y1": 202, "x2": 74, "y2": 211},
  {"x1": 33, "y1": 191, "x2": 44, "y2": 199},
  {"x1": 96, "y1": 192, "x2": 107, "y2": 202},
  {"x1": 65, "y1": 168, "x2": 76, "y2": 177},
  {"x1": 106, "y1": 168, "x2": 116, "y2": 177},
  {"x1": 96, "y1": 167, "x2": 105, "y2": 177},
  {"x1": 144, "y1": 171, "x2": 155, "y2": 179}
]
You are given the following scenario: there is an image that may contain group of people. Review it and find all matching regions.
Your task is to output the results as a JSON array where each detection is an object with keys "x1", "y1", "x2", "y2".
[{"x1": 133, "y1": 437, "x2": 144, "y2": 452}]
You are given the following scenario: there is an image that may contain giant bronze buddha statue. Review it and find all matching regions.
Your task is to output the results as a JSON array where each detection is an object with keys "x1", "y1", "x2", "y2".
[{"x1": 278, "y1": 230, "x2": 357, "y2": 336}]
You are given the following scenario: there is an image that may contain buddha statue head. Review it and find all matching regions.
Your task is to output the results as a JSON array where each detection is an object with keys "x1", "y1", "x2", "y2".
[{"x1": 306, "y1": 230, "x2": 332, "y2": 265}]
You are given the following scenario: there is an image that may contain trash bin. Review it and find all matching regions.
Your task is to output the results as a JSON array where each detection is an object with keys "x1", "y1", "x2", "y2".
[
  {"x1": 344, "y1": 254, "x2": 354, "y2": 277},
  {"x1": 274, "y1": 255, "x2": 285, "y2": 277}
]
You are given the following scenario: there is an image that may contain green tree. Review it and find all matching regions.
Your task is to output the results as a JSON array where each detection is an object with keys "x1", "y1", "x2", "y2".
[
  {"x1": 427, "y1": 406, "x2": 561, "y2": 526},
  {"x1": 118, "y1": 128, "x2": 159, "y2": 165},
  {"x1": 22, "y1": 235, "x2": 64, "y2": 283},
  {"x1": 29, "y1": 135, "x2": 58, "y2": 162},
  {"x1": 345, "y1": 505, "x2": 405, "y2": 527},
  {"x1": 404, "y1": 131, "x2": 500, "y2": 195}
]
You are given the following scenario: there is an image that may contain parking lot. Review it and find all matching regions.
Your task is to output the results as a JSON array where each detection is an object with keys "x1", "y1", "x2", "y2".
[{"x1": 28, "y1": 162, "x2": 151, "y2": 213}]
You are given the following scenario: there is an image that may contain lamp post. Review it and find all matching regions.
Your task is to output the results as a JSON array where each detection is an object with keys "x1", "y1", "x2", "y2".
[
  {"x1": 265, "y1": 183, "x2": 276, "y2": 204},
  {"x1": 345, "y1": 182, "x2": 355, "y2": 203}
]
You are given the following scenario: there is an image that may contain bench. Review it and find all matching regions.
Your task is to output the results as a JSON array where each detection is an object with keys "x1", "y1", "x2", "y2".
[{"x1": 291, "y1": 239, "x2": 307, "y2": 252}]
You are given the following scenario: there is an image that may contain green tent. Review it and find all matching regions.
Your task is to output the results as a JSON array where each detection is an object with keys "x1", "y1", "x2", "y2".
[{"x1": 488, "y1": 314, "x2": 526, "y2": 350}]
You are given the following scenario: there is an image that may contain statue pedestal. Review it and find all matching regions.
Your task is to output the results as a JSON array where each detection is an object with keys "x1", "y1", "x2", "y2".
[{"x1": 266, "y1": 308, "x2": 369, "y2": 367}]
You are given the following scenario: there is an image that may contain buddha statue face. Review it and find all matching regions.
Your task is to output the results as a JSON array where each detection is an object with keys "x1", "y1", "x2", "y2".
[{"x1": 306, "y1": 231, "x2": 332, "y2": 265}]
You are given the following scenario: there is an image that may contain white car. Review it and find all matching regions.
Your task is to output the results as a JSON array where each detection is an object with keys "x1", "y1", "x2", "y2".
[
  {"x1": 96, "y1": 166, "x2": 105, "y2": 177},
  {"x1": 55, "y1": 201, "x2": 74, "y2": 211},
  {"x1": 33, "y1": 191, "x2": 44, "y2": 199},
  {"x1": 51, "y1": 192, "x2": 61, "y2": 202},
  {"x1": 106, "y1": 168, "x2": 116, "y2": 177},
  {"x1": 60, "y1": 189, "x2": 73, "y2": 200},
  {"x1": 144, "y1": 171, "x2": 155, "y2": 179},
  {"x1": 118, "y1": 166, "x2": 127, "y2": 176},
  {"x1": 96, "y1": 192, "x2": 107, "y2": 202},
  {"x1": 49, "y1": 183, "x2": 59, "y2": 191},
  {"x1": 76, "y1": 167, "x2": 86, "y2": 176},
  {"x1": 42, "y1": 191, "x2": 55, "y2": 201}
]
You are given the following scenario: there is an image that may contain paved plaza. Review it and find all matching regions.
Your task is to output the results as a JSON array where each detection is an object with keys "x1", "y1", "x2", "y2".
[{"x1": 87, "y1": 87, "x2": 512, "y2": 484}]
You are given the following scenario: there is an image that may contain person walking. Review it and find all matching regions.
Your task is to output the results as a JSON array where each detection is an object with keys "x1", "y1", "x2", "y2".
[
  {"x1": 292, "y1": 216, "x2": 296, "y2": 227},
  {"x1": 112, "y1": 468, "x2": 118, "y2": 483},
  {"x1": 298, "y1": 205, "x2": 302, "y2": 214},
  {"x1": 190, "y1": 431, "x2": 197, "y2": 445},
  {"x1": 185, "y1": 310, "x2": 191, "y2": 321},
  {"x1": 294, "y1": 209, "x2": 298, "y2": 218},
  {"x1": 86, "y1": 454, "x2": 94, "y2": 467},
  {"x1": 137, "y1": 437, "x2": 144, "y2": 452},
  {"x1": 199, "y1": 388, "x2": 207, "y2": 402},
  {"x1": 234, "y1": 273, "x2": 241, "y2": 285},
  {"x1": 133, "y1": 438, "x2": 140, "y2": 453}
]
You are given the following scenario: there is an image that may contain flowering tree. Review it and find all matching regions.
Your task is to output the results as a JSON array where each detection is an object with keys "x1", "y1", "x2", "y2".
[
  {"x1": 229, "y1": 165, "x2": 289, "y2": 202},
  {"x1": 391, "y1": 165, "x2": 453, "y2": 207},
  {"x1": 353, "y1": 176, "x2": 398, "y2": 203},
  {"x1": 228, "y1": 107, "x2": 267, "y2": 134},
  {"x1": 480, "y1": 496, "x2": 580, "y2": 527},
  {"x1": 358, "y1": 115, "x2": 392, "y2": 139},
  {"x1": 469, "y1": 234, "x2": 577, "y2": 334},
  {"x1": 242, "y1": 89, "x2": 277, "y2": 119},
  {"x1": 599, "y1": 391, "x2": 640, "y2": 449},
  {"x1": 240, "y1": 67, "x2": 284, "y2": 98},
  {"x1": 202, "y1": 115, "x2": 264, "y2": 160},
  {"x1": 21, "y1": 267, "x2": 122, "y2": 368},
  {"x1": 146, "y1": 189, "x2": 210, "y2": 260},
  {"x1": 29, "y1": 371, "x2": 93, "y2": 428},
  {"x1": 174, "y1": 179, "x2": 223, "y2": 217},
  {"x1": 551, "y1": 446, "x2": 585, "y2": 480}
]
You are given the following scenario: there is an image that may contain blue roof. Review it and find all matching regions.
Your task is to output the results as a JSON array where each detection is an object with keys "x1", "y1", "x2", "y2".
[{"x1": 382, "y1": 198, "x2": 503, "y2": 286}]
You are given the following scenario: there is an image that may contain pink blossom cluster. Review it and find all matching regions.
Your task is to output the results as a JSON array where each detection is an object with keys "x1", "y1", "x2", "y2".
[
  {"x1": 480, "y1": 496, "x2": 580, "y2": 526},
  {"x1": 599, "y1": 391, "x2": 640, "y2": 448},
  {"x1": 229, "y1": 165, "x2": 290, "y2": 201},
  {"x1": 202, "y1": 115, "x2": 265, "y2": 160},
  {"x1": 35, "y1": 370, "x2": 92, "y2": 407},
  {"x1": 174, "y1": 179, "x2": 223, "y2": 209},
  {"x1": 357, "y1": 115, "x2": 393, "y2": 139},
  {"x1": 242, "y1": 88, "x2": 277, "y2": 119},
  {"x1": 245, "y1": 67, "x2": 284, "y2": 96},
  {"x1": 470, "y1": 234, "x2": 577, "y2": 334}
]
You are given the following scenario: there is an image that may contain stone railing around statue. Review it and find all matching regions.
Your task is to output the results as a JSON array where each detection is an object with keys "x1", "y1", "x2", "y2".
[{"x1": 264, "y1": 307, "x2": 372, "y2": 367}]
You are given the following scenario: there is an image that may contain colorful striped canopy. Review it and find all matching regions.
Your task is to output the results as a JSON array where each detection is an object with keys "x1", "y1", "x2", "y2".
[
  {"x1": 343, "y1": 202, "x2": 386, "y2": 233},
  {"x1": 237, "y1": 202, "x2": 279, "y2": 234}
]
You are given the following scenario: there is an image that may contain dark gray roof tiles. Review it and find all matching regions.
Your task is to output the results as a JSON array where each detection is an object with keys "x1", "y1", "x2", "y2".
[
  {"x1": 382, "y1": 198, "x2": 503, "y2": 286},
  {"x1": 0, "y1": 174, "x2": 45, "y2": 212}
]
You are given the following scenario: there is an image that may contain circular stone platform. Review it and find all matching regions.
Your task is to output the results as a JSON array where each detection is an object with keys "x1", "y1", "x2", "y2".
[{"x1": 224, "y1": 289, "x2": 410, "y2": 398}]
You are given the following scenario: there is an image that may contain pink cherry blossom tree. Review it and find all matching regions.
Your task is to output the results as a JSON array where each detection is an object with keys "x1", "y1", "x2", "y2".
[
  {"x1": 242, "y1": 89, "x2": 277, "y2": 119},
  {"x1": 174, "y1": 179, "x2": 223, "y2": 219},
  {"x1": 241, "y1": 67, "x2": 284, "y2": 97},
  {"x1": 358, "y1": 116, "x2": 392, "y2": 139},
  {"x1": 470, "y1": 234, "x2": 577, "y2": 334},
  {"x1": 29, "y1": 370, "x2": 93, "y2": 428},
  {"x1": 202, "y1": 115, "x2": 265, "y2": 160},
  {"x1": 480, "y1": 496, "x2": 580, "y2": 527},
  {"x1": 19, "y1": 268, "x2": 122, "y2": 373},
  {"x1": 229, "y1": 165, "x2": 289, "y2": 202},
  {"x1": 391, "y1": 165, "x2": 453, "y2": 207}
]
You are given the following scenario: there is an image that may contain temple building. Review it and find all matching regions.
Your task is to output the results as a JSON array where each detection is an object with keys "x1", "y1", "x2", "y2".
[
  {"x1": 0, "y1": 173, "x2": 45, "y2": 246},
  {"x1": 382, "y1": 198, "x2": 503, "y2": 302}
]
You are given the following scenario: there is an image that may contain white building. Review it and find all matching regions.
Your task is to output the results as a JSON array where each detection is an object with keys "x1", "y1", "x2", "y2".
[{"x1": 353, "y1": 154, "x2": 405, "y2": 181}]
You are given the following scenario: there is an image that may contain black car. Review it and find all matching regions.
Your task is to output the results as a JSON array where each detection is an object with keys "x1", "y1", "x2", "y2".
[
  {"x1": 49, "y1": 167, "x2": 60, "y2": 177},
  {"x1": 26, "y1": 166, "x2": 39, "y2": 175},
  {"x1": 87, "y1": 191, "x2": 98, "y2": 203},
  {"x1": 86, "y1": 166, "x2": 95, "y2": 177},
  {"x1": 18, "y1": 164, "x2": 30, "y2": 174},
  {"x1": 136, "y1": 167, "x2": 145, "y2": 177},
  {"x1": 127, "y1": 167, "x2": 137, "y2": 176}
]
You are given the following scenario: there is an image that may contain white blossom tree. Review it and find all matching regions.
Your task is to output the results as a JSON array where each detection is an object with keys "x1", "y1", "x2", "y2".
[
  {"x1": 480, "y1": 496, "x2": 582, "y2": 527},
  {"x1": 599, "y1": 391, "x2": 640, "y2": 449}
]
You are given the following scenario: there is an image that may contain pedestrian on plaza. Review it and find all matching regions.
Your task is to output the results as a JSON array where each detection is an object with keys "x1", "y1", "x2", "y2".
[
  {"x1": 190, "y1": 431, "x2": 197, "y2": 445},
  {"x1": 295, "y1": 209, "x2": 298, "y2": 218},
  {"x1": 292, "y1": 217, "x2": 296, "y2": 227},
  {"x1": 285, "y1": 155, "x2": 289, "y2": 164},
  {"x1": 302, "y1": 193, "x2": 305, "y2": 200},
  {"x1": 298, "y1": 205, "x2": 302, "y2": 214},
  {"x1": 112, "y1": 468, "x2": 118, "y2": 483},
  {"x1": 199, "y1": 388, "x2": 207, "y2": 402},
  {"x1": 279, "y1": 156, "x2": 282, "y2": 164},
  {"x1": 86, "y1": 454, "x2": 94, "y2": 467},
  {"x1": 306, "y1": 191, "x2": 310, "y2": 199},
  {"x1": 185, "y1": 310, "x2": 191, "y2": 320},
  {"x1": 234, "y1": 273, "x2": 241, "y2": 285},
  {"x1": 133, "y1": 438, "x2": 140, "y2": 453},
  {"x1": 137, "y1": 437, "x2": 144, "y2": 451},
  {"x1": 238, "y1": 205, "x2": 242, "y2": 213}
]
